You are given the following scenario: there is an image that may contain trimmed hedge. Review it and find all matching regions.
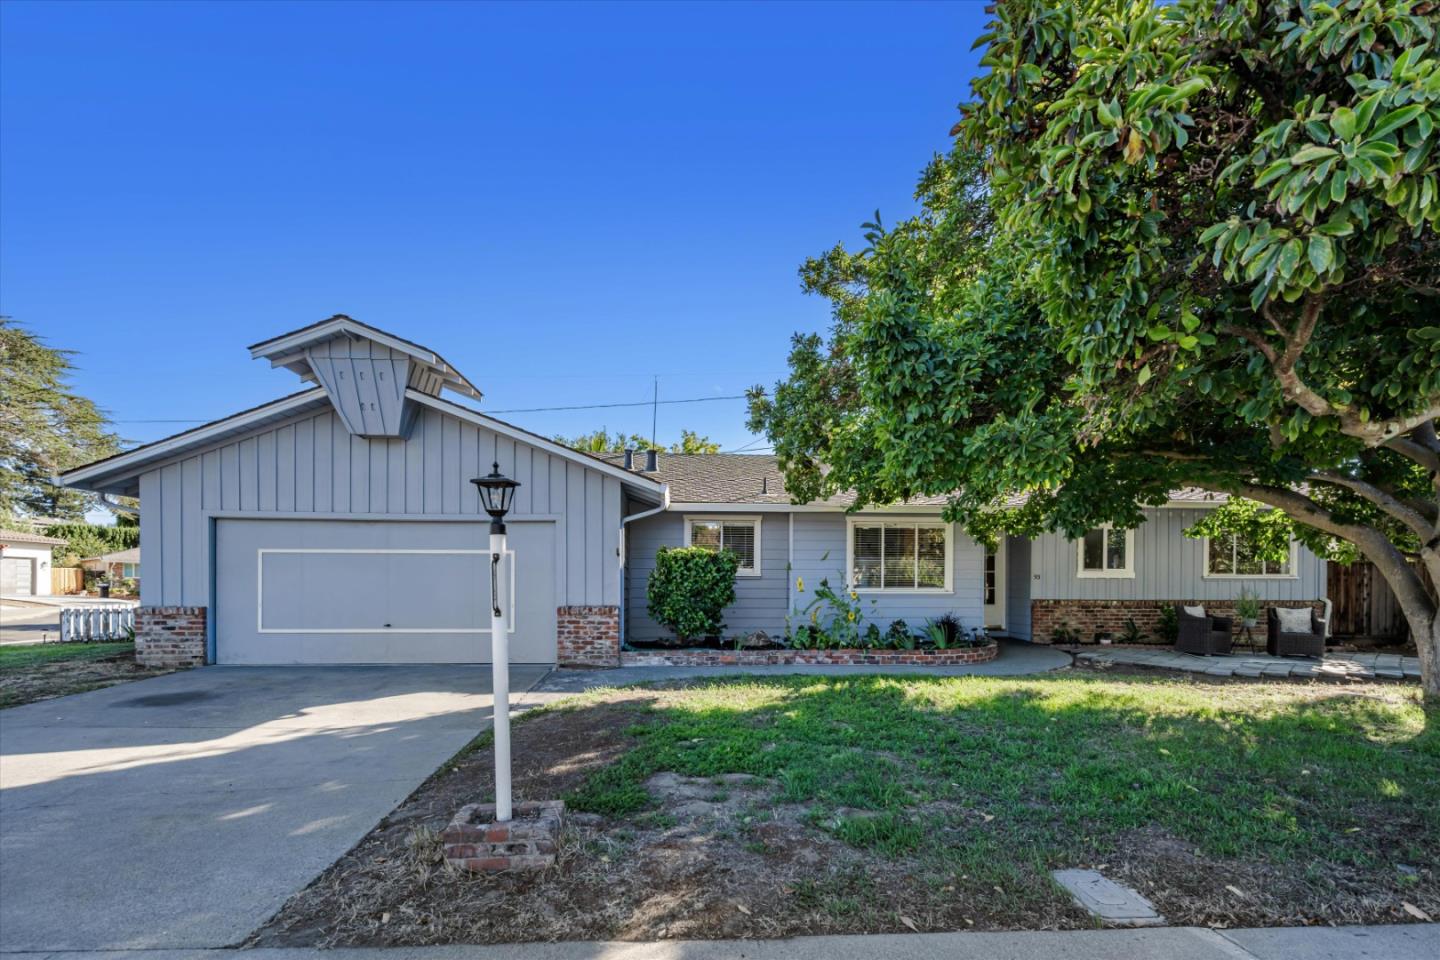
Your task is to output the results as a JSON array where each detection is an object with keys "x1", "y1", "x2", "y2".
[
  {"x1": 44, "y1": 523, "x2": 139, "y2": 565},
  {"x1": 647, "y1": 546, "x2": 740, "y2": 641}
]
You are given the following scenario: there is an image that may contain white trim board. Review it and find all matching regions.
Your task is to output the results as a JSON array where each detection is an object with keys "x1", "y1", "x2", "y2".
[
  {"x1": 682, "y1": 514, "x2": 763, "y2": 577},
  {"x1": 1202, "y1": 535, "x2": 1300, "y2": 580},
  {"x1": 255, "y1": 548, "x2": 516, "y2": 634},
  {"x1": 844, "y1": 517, "x2": 955, "y2": 594}
]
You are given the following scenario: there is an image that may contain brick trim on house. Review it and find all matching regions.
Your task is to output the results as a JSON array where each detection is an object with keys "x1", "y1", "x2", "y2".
[
  {"x1": 134, "y1": 606, "x2": 207, "y2": 668},
  {"x1": 619, "y1": 641, "x2": 999, "y2": 668},
  {"x1": 1030, "y1": 599, "x2": 1325, "y2": 645},
  {"x1": 556, "y1": 605, "x2": 620, "y2": 667}
]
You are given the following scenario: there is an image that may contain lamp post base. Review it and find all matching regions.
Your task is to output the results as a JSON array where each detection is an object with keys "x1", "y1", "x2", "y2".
[{"x1": 441, "y1": 800, "x2": 565, "y2": 872}]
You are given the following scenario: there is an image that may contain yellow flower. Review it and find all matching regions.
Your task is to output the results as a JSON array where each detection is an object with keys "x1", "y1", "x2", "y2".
[
  {"x1": 796, "y1": 577, "x2": 805, "y2": 592},
  {"x1": 847, "y1": 611, "x2": 856, "y2": 622},
  {"x1": 810, "y1": 611, "x2": 818, "y2": 624},
  {"x1": 849, "y1": 590, "x2": 858, "y2": 601}
]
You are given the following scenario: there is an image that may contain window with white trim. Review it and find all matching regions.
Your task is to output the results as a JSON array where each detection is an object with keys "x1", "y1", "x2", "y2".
[
  {"x1": 849, "y1": 520, "x2": 950, "y2": 591},
  {"x1": 684, "y1": 516, "x2": 761, "y2": 576},
  {"x1": 121, "y1": 563, "x2": 139, "y2": 579},
  {"x1": 1076, "y1": 525, "x2": 1133, "y2": 577},
  {"x1": 1206, "y1": 533, "x2": 1293, "y2": 577}
]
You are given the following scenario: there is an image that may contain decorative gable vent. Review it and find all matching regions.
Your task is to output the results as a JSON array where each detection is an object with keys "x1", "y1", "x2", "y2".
[{"x1": 248, "y1": 315, "x2": 482, "y2": 439}]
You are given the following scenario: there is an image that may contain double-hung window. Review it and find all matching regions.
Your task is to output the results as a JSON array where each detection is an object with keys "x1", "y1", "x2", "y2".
[
  {"x1": 849, "y1": 519, "x2": 950, "y2": 592},
  {"x1": 1205, "y1": 533, "x2": 1295, "y2": 577},
  {"x1": 1076, "y1": 525, "x2": 1134, "y2": 578},
  {"x1": 684, "y1": 516, "x2": 761, "y2": 576}
]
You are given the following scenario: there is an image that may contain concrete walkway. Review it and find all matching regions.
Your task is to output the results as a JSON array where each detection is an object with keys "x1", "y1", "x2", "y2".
[
  {"x1": 537, "y1": 639, "x2": 1072, "y2": 693},
  {"x1": 20, "y1": 924, "x2": 1440, "y2": 959},
  {"x1": 0, "y1": 664, "x2": 548, "y2": 952},
  {"x1": 1077, "y1": 646, "x2": 1421, "y2": 682}
]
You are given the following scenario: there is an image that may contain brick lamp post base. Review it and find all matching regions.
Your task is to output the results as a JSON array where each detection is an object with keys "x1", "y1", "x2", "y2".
[{"x1": 440, "y1": 800, "x2": 564, "y2": 871}]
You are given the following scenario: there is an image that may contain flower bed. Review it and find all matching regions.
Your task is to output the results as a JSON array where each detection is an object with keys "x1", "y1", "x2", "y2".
[{"x1": 619, "y1": 640, "x2": 998, "y2": 667}]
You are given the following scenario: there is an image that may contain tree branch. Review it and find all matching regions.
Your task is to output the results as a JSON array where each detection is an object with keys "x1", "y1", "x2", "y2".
[{"x1": 1306, "y1": 471, "x2": 1433, "y2": 541}]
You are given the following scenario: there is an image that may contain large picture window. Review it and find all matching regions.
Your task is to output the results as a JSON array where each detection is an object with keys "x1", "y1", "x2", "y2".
[
  {"x1": 1205, "y1": 533, "x2": 1295, "y2": 577},
  {"x1": 684, "y1": 516, "x2": 761, "y2": 576},
  {"x1": 849, "y1": 520, "x2": 950, "y2": 592},
  {"x1": 1076, "y1": 525, "x2": 1134, "y2": 578}
]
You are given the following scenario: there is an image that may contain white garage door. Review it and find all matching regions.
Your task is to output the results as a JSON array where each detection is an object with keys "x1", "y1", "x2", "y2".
[
  {"x1": 2, "y1": 556, "x2": 35, "y2": 596},
  {"x1": 214, "y1": 519, "x2": 557, "y2": 665}
]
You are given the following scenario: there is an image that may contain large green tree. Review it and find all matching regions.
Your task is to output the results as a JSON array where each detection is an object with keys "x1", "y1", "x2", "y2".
[
  {"x1": 749, "y1": 0, "x2": 1440, "y2": 693},
  {"x1": 0, "y1": 320, "x2": 121, "y2": 521}
]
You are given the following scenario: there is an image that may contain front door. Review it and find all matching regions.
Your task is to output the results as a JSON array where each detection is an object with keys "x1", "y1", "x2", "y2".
[{"x1": 983, "y1": 540, "x2": 1006, "y2": 631}]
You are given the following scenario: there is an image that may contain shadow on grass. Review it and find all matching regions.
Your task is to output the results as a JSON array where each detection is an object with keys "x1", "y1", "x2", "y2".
[{"x1": 560, "y1": 672, "x2": 1438, "y2": 868}]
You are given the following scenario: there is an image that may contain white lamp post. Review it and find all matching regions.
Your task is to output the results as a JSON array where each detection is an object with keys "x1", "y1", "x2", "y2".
[{"x1": 471, "y1": 461, "x2": 520, "y2": 822}]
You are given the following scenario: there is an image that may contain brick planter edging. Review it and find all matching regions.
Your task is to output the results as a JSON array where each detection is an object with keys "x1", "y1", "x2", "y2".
[
  {"x1": 441, "y1": 800, "x2": 564, "y2": 872},
  {"x1": 556, "y1": 605, "x2": 620, "y2": 667},
  {"x1": 619, "y1": 642, "x2": 999, "y2": 667},
  {"x1": 134, "y1": 606, "x2": 206, "y2": 668}
]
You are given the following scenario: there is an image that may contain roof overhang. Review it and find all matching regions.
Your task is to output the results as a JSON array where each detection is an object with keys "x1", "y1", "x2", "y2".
[
  {"x1": 406, "y1": 391, "x2": 668, "y2": 501},
  {"x1": 59, "y1": 389, "x2": 332, "y2": 496},
  {"x1": 249, "y1": 315, "x2": 482, "y2": 401}
]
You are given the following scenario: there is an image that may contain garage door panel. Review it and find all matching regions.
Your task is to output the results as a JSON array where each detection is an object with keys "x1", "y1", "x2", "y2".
[{"x1": 216, "y1": 520, "x2": 555, "y2": 664}]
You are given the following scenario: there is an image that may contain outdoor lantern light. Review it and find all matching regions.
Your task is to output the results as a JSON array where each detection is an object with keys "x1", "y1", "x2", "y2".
[
  {"x1": 471, "y1": 461, "x2": 520, "y2": 533},
  {"x1": 469, "y1": 461, "x2": 521, "y2": 822}
]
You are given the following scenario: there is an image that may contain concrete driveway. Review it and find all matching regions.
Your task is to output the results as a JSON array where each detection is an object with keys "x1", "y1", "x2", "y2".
[{"x1": 0, "y1": 664, "x2": 549, "y2": 951}]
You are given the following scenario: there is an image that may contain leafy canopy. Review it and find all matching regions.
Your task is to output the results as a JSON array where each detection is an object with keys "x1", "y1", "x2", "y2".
[
  {"x1": 749, "y1": 1, "x2": 1440, "y2": 669},
  {"x1": 554, "y1": 428, "x2": 721, "y2": 455},
  {"x1": 0, "y1": 320, "x2": 122, "y2": 521}
]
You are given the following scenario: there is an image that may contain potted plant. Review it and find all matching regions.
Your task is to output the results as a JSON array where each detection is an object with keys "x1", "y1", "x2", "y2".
[{"x1": 1234, "y1": 588, "x2": 1261, "y2": 629}]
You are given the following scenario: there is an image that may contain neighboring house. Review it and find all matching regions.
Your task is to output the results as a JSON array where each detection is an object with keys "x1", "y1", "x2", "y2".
[
  {"x1": 59, "y1": 316, "x2": 1325, "y2": 669},
  {"x1": 61, "y1": 316, "x2": 666, "y2": 668},
  {"x1": 612, "y1": 455, "x2": 1327, "y2": 646},
  {"x1": 0, "y1": 529, "x2": 65, "y2": 597},
  {"x1": 80, "y1": 547, "x2": 142, "y2": 583}
]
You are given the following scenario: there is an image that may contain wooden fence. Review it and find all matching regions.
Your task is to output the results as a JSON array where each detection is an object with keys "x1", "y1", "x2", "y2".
[
  {"x1": 59, "y1": 607, "x2": 135, "y2": 642},
  {"x1": 1326, "y1": 560, "x2": 1430, "y2": 639},
  {"x1": 51, "y1": 567, "x2": 84, "y2": 595}
]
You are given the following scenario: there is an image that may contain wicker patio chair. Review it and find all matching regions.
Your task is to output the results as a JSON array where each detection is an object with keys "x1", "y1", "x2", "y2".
[
  {"x1": 1175, "y1": 605, "x2": 1234, "y2": 656},
  {"x1": 1266, "y1": 607, "x2": 1325, "y2": 658}
]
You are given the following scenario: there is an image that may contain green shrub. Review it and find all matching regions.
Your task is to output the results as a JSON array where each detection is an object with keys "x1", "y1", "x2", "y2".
[
  {"x1": 46, "y1": 523, "x2": 139, "y2": 566},
  {"x1": 884, "y1": 619, "x2": 912, "y2": 649},
  {"x1": 1157, "y1": 606, "x2": 1179, "y2": 644},
  {"x1": 647, "y1": 546, "x2": 740, "y2": 641}
]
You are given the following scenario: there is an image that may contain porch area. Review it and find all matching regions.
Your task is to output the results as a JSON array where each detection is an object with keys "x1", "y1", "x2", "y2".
[{"x1": 1076, "y1": 647, "x2": 1422, "y2": 682}]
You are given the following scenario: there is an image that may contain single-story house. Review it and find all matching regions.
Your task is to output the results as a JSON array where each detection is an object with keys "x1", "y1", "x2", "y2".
[
  {"x1": 0, "y1": 528, "x2": 65, "y2": 597},
  {"x1": 607, "y1": 455, "x2": 1327, "y2": 648},
  {"x1": 60, "y1": 317, "x2": 1326, "y2": 668},
  {"x1": 80, "y1": 547, "x2": 142, "y2": 583}
]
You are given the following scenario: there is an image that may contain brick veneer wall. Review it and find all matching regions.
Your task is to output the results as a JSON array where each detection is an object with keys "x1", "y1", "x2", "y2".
[
  {"x1": 134, "y1": 606, "x2": 207, "y2": 668},
  {"x1": 1030, "y1": 599, "x2": 1325, "y2": 644},
  {"x1": 620, "y1": 642, "x2": 999, "y2": 668},
  {"x1": 556, "y1": 605, "x2": 620, "y2": 667}
]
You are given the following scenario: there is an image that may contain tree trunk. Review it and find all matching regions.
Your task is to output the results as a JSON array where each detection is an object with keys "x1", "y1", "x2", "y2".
[{"x1": 1374, "y1": 545, "x2": 1439, "y2": 699}]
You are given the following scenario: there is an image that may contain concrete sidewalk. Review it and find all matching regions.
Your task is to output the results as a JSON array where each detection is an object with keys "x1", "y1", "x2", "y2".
[{"x1": 20, "y1": 924, "x2": 1439, "y2": 959}]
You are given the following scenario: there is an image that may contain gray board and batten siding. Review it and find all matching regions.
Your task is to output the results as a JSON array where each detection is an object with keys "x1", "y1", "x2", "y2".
[{"x1": 137, "y1": 401, "x2": 625, "y2": 610}]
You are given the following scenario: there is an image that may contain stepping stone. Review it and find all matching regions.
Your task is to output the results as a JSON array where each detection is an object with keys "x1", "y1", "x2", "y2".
[
  {"x1": 1205, "y1": 666, "x2": 1233, "y2": 676},
  {"x1": 1375, "y1": 668, "x2": 1404, "y2": 680},
  {"x1": 1234, "y1": 664, "x2": 1265, "y2": 678},
  {"x1": 1262, "y1": 664, "x2": 1293, "y2": 677},
  {"x1": 1052, "y1": 869, "x2": 1165, "y2": 927}
]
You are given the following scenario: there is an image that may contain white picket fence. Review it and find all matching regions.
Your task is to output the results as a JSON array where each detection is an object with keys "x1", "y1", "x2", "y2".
[{"x1": 59, "y1": 607, "x2": 136, "y2": 643}]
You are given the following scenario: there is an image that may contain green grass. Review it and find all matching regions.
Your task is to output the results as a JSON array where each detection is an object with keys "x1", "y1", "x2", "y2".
[
  {"x1": 563, "y1": 675, "x2": 1438, "y2": 868},
  {"x1": 0, "y1": 641, "x2": 134, "y2": 669}
]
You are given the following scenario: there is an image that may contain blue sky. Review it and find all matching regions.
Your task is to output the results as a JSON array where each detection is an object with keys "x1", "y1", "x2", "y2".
[{"x1": 1, "y1": 0, "x2": 985, "y2": 454}]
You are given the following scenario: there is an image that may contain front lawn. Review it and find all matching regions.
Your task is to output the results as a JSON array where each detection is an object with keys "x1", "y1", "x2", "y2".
[
  {"x1": 0, "y1": 642, "x2": 172, "y2": 707},
  {"x1": 252, "y1": 674, "x2": 1438, "y2": 946}
]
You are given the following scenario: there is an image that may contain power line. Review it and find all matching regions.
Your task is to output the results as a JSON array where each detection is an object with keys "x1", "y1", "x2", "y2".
[{"x1": 103, "y1": 392, "x2": 751, "y2": 423}]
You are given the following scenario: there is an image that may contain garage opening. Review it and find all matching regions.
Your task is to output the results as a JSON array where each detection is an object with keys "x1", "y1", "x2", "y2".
[{"x1": 214, "y1": 519, "x2": 556, "y2": 665}]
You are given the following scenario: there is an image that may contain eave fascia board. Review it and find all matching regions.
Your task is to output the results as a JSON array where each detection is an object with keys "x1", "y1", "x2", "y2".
[
  {"x1": 58, "y1": 388, "x2": 330, "y2": 490},
  {"x1": 405, "y1": 390, "x2": 667, "y2": 495}
]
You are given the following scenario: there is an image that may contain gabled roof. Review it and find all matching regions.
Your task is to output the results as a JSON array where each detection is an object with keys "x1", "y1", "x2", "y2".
[
  {"x1": 0, "y1": 528, "x2": 68, "y2": 547},
  {"x1": 597, "y1": 454, "x2": 1233, "y2": 512},
  {"x1": 249, "y1": 315, "x2": 482, "y2": 401},
  {"x1": 82, "y1": 547, "x2": 141, "y2": 564},
  {"x1": 59, "y1": 389, "x2": 333, "y2": 496}
]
